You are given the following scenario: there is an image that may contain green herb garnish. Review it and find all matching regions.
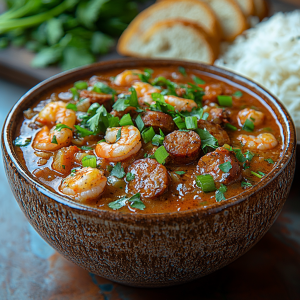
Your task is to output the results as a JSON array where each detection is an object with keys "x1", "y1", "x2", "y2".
[
  {"x1": 14, "y1": 136, "x2": 32, "y2": 147},
  {"x1": 175, "y1": 171, "x2": 185, "y2": 175},
  {"x1": 219, "y1": 161, "x2": 232, "y2": 173},
  {"x1": 115, "y1": 128, "x2": 122, "y2": 142},
  {"x1": 215, "y1": 184, "x2": 227, "y2": 202},
  {"x1": 233, "y1": 91, "x2": 243, "y2": 98},
  {"x1": 135, "y1": 114, "x2": 145, "y2": 132},
  {"x1": 242, "y1": 119, "x2": 255, "y2": 132},
  {"x1": 196, "y1": 174, "x2": 216, "y2": 193},
  {"x1": 110, "y1": 162, "x2": 125, "y2": 179},
  {"x1": 55, "y1": 123, "x2": 72, "y2": 131},
  {"x1": 82, "y1": 155, "x2": 97, "y2": 168},
  {"x1": 241, "y1": 181, "x2": 252, "y2": 188},
  {"x1": 192, "y1": 75, "x2": 205, "y2": 85},
  {"x1": 185, "y1": 116, "x2": 198, "y2": 130},
  {"x1": 225, "y1": 123, "x2": 237, "y2": 131},
  {"x1": 173, "y1": 116, "x2": 186, "y2": 129},
  {"x1": 142, "y1": 127, "x2": 155, "y2": 144},
  {"x1": 126, "y1": 172, "x2": 135, "y2": 182},
  {"x1": 51, "y1": 135, "x2": 58, "y2": 144},
  {"x1": 119, "y1": 113, "x2": 133, "y2": 126},
  {"x1": 74, "y1": 125, "x2": 94, "y2": 137},
  {"x1": 251, "y1": 171, "x2": 263, "y2": 179},
  {"x1": 195, "y1": 128, "x2": 218, "y2": 153},
  {"x1": 178, "y1": 66, "x2": 187, "y2": 77},
  {"x1": 154, "y1": 146, "x2": 169, "y2": 165},
  {"x1": 265, "y1": 158, "x2": 274, "y2": 164},
  {"x1": 66, "y1": 103, "x2": 77, "y2": 111},
  {"x1": 217, "y1": 95, "x2": 232, "y2": 107},
  {"x1": 74, "y1": 81, "x2": 88, "y2": 90},
  {"x1": 108, "y1": 193, "x2": 145, "y2": 210}
]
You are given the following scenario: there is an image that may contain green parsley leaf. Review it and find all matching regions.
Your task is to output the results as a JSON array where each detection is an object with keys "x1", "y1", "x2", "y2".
[
  {"x1": 152, "y1": 77, "x2": 178, "y2": 96},
  {"x1": 119, "y1": 113, "x2": 133, "y2": 126},
  {"x1": 108, "y1": 196, "x2": 127, "y2": 210},
  {"x1": 70, "y1": 87, "x2": 79, "y2": 101},
  {"x1": 74, "y1": 81, "x2": 88, "y2": 90},
  {"x1": 92, "y1": 82, "x2": 116, "y2": 95},
  {"x1": 97, "y1": 139, "x2": 106, "y2": 144},
  {"x1": 135, "y1": 114, "x2": 145, "y2": 132},
  {"x1": 113, "y1": 88, "x2": 139, "y2": 112},
  {"x1": 178, "y1": 66, "x2": 187, "y2": 76},
  {"x1": 110, "y1": 162, "x2": 125, "y2": 179},
  {"x1": 152, "y1": 134, "x2": 164, "y2": 146},
  {"x1": 244, "y1": 150, "x2": 254, "y2": 161},
  {"x1": 14, "y1": 136, "x2": 32, "y2": 147},
  {"x1": 195, "y1": 128, "x2": 218, "y2": 153},
  {"x1": 265, "y1": 158, "x2": 274, "y2": 164},
  {"x1": 137, "y1": 68, "x2": 153, "y2": 83},
  {"x1": 242, "y1": 119, "x2": 255, "y2": 132},
  {"x1": 66, "y1": 103, "x2": 77, "y2": 111},
  {"x1": 233, "y1": 91, "x2": 243, "y2": 98},
  {"x1": 241, "y1": 181, "x2": 252, "y2": 188},
  {"x1": 81, "y1": 146, "x2": 93, "y2": 150},
  {"x1": 192, "y1": 75, "x2": 206, "y2": 85},
  {"x1": 224, "y1": 123, "x2": 237, "y2": 131},
  {"x1": 215, "y1": 184, "x2": 227, "y2": 202},
  {"x1": 51, "y1": 135, "x2": 58, "y2": 144},
  {"x1": 126, "y1": 172, "x2": 135, "y2": 182},
  {"x1": 219, "y1": 161, "x2": 232, "y2": 173},
  {"x1": 175, "y1": 171, "x2": 185, "y2": 175},
  {"x1": 233, "y1": 149, "x2": 247, "y2": 163},
  {"x1": 115, "y1": 128, "x2": 122, "y2": 142},
  {"x1": 129, "y1": 193, "x2": 145, "y2": 210},
  {"x1": 74, "y1": 125, "x2": 94, "y2": 137},
  {"x1": 55, "y1": 123, "x2": 72, "y2": 131}
]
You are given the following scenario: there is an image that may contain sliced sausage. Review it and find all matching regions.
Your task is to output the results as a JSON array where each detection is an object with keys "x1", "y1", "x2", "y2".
[
  {"x1": 80, "y1": 90, "x2": 114, "y2": 104},
  {"x1": 163, "y1": 130, "x2": 201, "y2": 164},
  {"x1": 128, "y1": 158, "x2": 169, "y2": 198},
  {"x1": 197, "y1": 147, "x2": 242, "y2": 186},
  {"x1": 141, "y1": 111, "x2": 175, "y2": 134},
  {"x1": 197, "y1": 120, "x2": 230, "y2": 146}
]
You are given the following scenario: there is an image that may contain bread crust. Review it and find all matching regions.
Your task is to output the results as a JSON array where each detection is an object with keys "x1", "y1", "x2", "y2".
[
  {"x1": 118, "y1": 0, "x2": 220, "y2": 56},
  {"x1": 253, "y1": 0, "x2": 269, "y2": 20},
  {"x1": 234, "y1": 0, "x2": 255, "y2": 17}
]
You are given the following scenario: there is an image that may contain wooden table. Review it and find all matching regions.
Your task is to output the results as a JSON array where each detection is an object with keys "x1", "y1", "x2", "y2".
[{"x1": 0, "y1": 1, "x2": 299, "y2": 299}]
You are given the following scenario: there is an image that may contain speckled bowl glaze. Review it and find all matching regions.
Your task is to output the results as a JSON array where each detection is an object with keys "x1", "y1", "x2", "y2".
[{"x1": 2, "y1": 59, "x2": 296, "y2": 288}]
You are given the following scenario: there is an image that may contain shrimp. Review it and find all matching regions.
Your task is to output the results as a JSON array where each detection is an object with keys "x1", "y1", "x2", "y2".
[
  {"x1": 95, "y1": 126, "x2": 142, "y2": 162},
  {"x1": 60, "y1": 167, "x2": 107, "y2": 202},
  {"x1": 237, "y1": 133, "x2": 278, "y2": 150},
  {"x1": 114, "y1": 69, "x2": 144, "y2": 86},
  {"x1": 33, "y1": 126, "x2": 73, "y2": 151},
  {"x1": 238, "y1": 108, "x2": 265, "y2": 127},
  {"x1": 36, "y1": 101, "x2": 76, "y2": 128},
  {"x1": 164, "y1": 95, "x2": 197, "y2": 112},
  {"x1": 132, "y1": 82, "x2": 160, "y2": 98}
]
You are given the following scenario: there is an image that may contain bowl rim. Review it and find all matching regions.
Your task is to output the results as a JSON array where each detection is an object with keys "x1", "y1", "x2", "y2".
[{"x1": 2, "y1": 58, "x2": 296, "y2": 221}]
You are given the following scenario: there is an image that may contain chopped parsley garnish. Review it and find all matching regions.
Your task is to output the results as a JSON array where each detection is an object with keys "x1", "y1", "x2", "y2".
[
  {"x1": 70, "y1": 169, "x2": 77, "y2": 176},
  {"x1": 66, "y1": 103, "x2": 77, "y2": 111},
  {"x1": 51, "y1": 135, "x2": 58, "y2": 144},
  {"x1": 142, "y1": 127, "x2": 155, "y2": 144},
  {"x1": 181, "y1": 83, "x2": 204, "y2": 104},
  {"x1": 241, "y1": 181, "x2": 252, "y2": 188},
  {"x1": 70, "y1": 87, "x2": 79, "y2": 101},
  {"x1": 154, "y1": 146, "x2": 169, "y2": 164},
  {"x1": 74, "y1": 125, "x2": 94, "y2": 137},
  {"x1": 135, "y1": 114, "x2": 145, "y2": 132},
  {"x1": 119, "y1": 113, "x2": 133, "y2": 126},
  {"x1": 175, "y1": 171, "x2": 185, "y2": 175},
  {"x1": 202, "y1": 112, "x2": 209, "y2": 120},
  {"x1": 74, "y1": 81, "x2": 88, "y2": 90},
  {"x1": 126, "y1": 172, "x2": 135, "y2": 182},
  {"x1": 108, "y1": 193, "x2": 145, "y2": 210},
  {"x1": 195, "y1": 128, "x2": 219, "y2": 153},
  {"x1": 219, "y1": 161, "x2": 232, "y2": 173},
  {"x1": 113, "y1": 87, "x2": 139, "y2": 112},
  {"x1": 62, "y1": 165, "x2": 65, "y2": 169},
  {"x1": 92, "y1": 82, "x2": 116, "y2": 95},
  {"x1": 192, "y1": 75, "x2": 206, "y2": 85},
  {"x1": 244, "y1": 150, "x2": 254, "y2": 161},
  {"x1": 258, "y1": 171, "x2": 265, "y2": 176},
  {"x1": 14, "y1": 136, "x2": 32, "y2": 147},
  {"x1": 55, "y1": 123, "x2": 72, "y2": 131},
  {"x1": 215, "y1": 184, "x2": 227, "y2": 202},
  {"x1": 233, "y1": 91, "x2": 243, "y2": 98},
  {"x1": 152, "y1": 76, "x2": 178, "y2": 96},
  {"x1": 137, "y1": 68, "x2": 153, "y2": 83},
  {"x1": 150, "y1": 93, "x2": 175, "y2": 114},
  {"x1": 225, "y1": 123, "x2": 237, "y2": 131},
  {"x1": 152, "y1": 129, "x2": 165, "y2": 146},
  {"x1": 81, "y1": 146, "x2": 93, "y2": 150},
  {"x1": 217, "y1": 95, "x2": 233, "y2": 107},
  {"x1": 178, "y1": 66, "x2": 187, "y2": 77},
  {"x1": 265, "y1": 158, "x2": 274, "y2": 164},
  {"x1": 97, "y1": 139, "x2": 106, "y2": 144},
  {"x1": 110, "y1": 162, "x2": 125, "y2": 179},
  {"x1": 173, "y1": 116, "x2": 186, "y2": 129},
  {"x1": 185, "y1": 116, "x2": 198, "y2": 130},
  {"x1": 251, "y1": 171, "x2": 263, "y2": 179},
  {"x1": 242, "y1": 119, "x2": 255, "y2": 132},
  {"x1": 115, "y1": 128, "x2": 122, "y2": 142},
  {"x1": 82, "y1": 155, "x2": 97, "y2": 168},
  {"x1": 196, "y1": 174, "x2": 216, "y2": 193},
  {"x1": 233, "y1": 149, "x2": 247, "y2": 163}
]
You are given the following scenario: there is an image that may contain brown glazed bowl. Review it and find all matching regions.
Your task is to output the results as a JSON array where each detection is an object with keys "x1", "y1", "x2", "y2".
[{"x1": 2, "y1": 59, "x2": 296, "y2": 288}]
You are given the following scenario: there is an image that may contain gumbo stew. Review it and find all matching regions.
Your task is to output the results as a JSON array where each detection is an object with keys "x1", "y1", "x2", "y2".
[{"x1": 14, "y1": 67, "x2": 283, "y2": 214}]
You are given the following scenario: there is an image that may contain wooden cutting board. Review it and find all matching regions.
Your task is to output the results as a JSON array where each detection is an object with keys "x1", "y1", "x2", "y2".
[{"x1": 0, "y1": 0, "x2": 298, "y2": 88}]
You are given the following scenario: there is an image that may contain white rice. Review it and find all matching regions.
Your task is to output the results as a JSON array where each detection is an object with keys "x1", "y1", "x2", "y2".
[{"x1": 215, "y1": 10, "x2": 300, "y2": 138}]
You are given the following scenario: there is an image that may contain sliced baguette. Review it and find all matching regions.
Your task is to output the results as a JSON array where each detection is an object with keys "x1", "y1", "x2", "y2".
[
  {"x1": 193, "y1": 0, "x2": 248, "y2": 41},
  {"x1": 118, "y1": 19, "x2": 219, "y2": 64},
  {"x1": 118, "y1": 0, "x2": 221, "y2": 57},
  {"x1": 233, "y1": 0, "x2": 255, "y2": 17},
  {"x1": 253, "y1": 0, "x2": 268, "y2": 20}
]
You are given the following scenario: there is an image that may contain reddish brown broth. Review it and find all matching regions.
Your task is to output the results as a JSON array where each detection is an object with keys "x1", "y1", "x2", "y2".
[{"x1": 14, "y1": 67, "x2": 284, "y2": 214}]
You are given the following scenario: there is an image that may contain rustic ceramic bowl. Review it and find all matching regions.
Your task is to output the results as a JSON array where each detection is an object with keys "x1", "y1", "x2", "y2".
[{"x1": 2, "y1": 59, "x2": 296, "y2": 288}]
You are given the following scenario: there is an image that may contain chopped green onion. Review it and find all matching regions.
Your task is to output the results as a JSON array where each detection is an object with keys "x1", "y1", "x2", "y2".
[
  {"x1": 55, "y1": 123, "x2": 72, "y2": 131},
  {"x1": 215, "y1": 184, "x2": 227, "y2": 202},
  {"x1": 225, "y1": 123, "x2": 237, "y2": 131},
  {"x1": 195, "y1": 128, "x2": 218, "y2": 153},
  {"x1": 135, "y1": 114, "x2": 145, "y2": 132},
  {"x1": 142, "y1": 127, "x2": 155, "y2": 144},
  {"x1": 241, "y1": 181, "x2": 252, "y2": 188},
  {"x1": 115, "y1": 128, "x2": 122, "y2": 142},
  {"x1": 110, "y1": 162, "x2": 125, "y2": 179},
  {"x1": 233, "y1": 91, "x2": 243, "y2": 98},
  {"x1": 265, "y1": 158, "x2": 274, "y2": 164},
  {"x1": 233, "y1": 149, "x2": 247, "y2": 163},
  {"x1": 154, "y1": 146, "x2": 169, "y2": 164},
  {"x1": 251, "y1": 171, "x2": 263, "y2": 179},
  {"x1": 192, "y1": 75, "x2": 206, "y2": 85},
  {"x1": 258, "y1": 171, "x2": 265, "y2": 176},
  {"x1": 175, "y1": 171, "x2": 185, "y2": 175},
  {"x1": 70, "y1": 87, "x2": 79, "y2": 101},
  {"x1": 81, "y1": 146, "x2": 93, "y2": 150},
  {"x1": 242, "y1": 119, "x2": 254, "y2": 132},
  {"x1": 14, "y1": 136, "x2": 31, "y2": 147},
  {"x1": 173, "y1": 116, "x2": 186, "y2": 129},
  {"x1": 74, "y1": 81, "x2": 88, "y2": 90},
  {"x1": 51, "y1": 135, "x2": 58, "y2": 144},
  {"x1": 82, "y1": 155, "x2": 97, "y2": 168},
  {"x1": 219, "y1": 161, "x2": 232, "y2": 173},
  {"x1": 196, "y1": 174, "x2": 216, "y2": 193},
  {"x1": 126, "y1": 172, "x2": 135, "y2": 182},
  {"x1": 202, "y1": 112, "x2": 209, "y2": 120},
  {"x1": 66, "y1": 103, "x2": 77, "y2": 111},
  {"x1": 185, "y1": 116, "x2": 198, "y2": 130},
  {"x1": 244, "y1": 150, "x2": 254, "y2": 161},
  {"x1": 74, "y1": 125, "x2": 94, "y2": 137},
  {"x1": 97, "y1": 139, "x2": 106, "y2": 144},
  {"x1": 217, "y1": 95, "x2": 233, "y2": 107},
  {"x1": 119, "y1": 113, "x2": 133, "y2": 126},
  {"x1": 152, "y1": 134, "x2": 164, "y2": 146},
  {"x1": 178, "y1": 66, "x2": 187, "y2": 76}
]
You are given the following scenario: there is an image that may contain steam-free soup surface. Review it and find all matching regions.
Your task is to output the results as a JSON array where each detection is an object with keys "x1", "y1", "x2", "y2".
[{"x1": 15, "y1": 67, "x2": 283, "y2": 214}]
